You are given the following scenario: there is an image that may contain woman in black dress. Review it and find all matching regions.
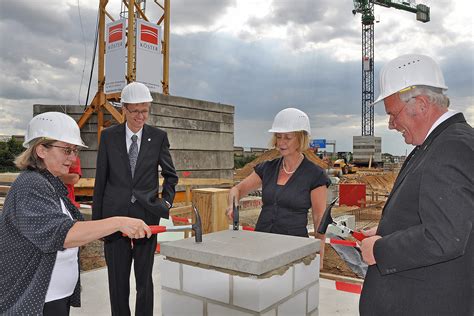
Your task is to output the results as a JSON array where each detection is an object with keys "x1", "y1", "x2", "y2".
[{"x1": 227, "y1": 108, "x2": 330, "y2": 267}]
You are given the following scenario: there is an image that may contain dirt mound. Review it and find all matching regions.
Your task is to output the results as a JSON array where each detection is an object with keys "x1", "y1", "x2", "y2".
[
  {"x1": 235, "y1": 149, "x2": 329, "y2": 180},
  {"x1": 340, "y1": 172, "x2": 397, "y2": 195}
]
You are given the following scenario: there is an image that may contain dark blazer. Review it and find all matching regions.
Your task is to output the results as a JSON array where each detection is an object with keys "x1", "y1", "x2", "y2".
[
  {"x1": 92, "y1": 123, "x2": 178, "y2": 226},
  {"x1": 360, "y1": 113, "x2": 474, "y2": 315}
]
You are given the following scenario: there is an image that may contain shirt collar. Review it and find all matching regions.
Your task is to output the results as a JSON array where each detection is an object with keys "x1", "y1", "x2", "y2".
[
  {"x1": 424, "y1": 110, "x2": 459, "y2": 141},
  {"x1": 125, "y1": 124, "x2": 143, "y2": 141}
]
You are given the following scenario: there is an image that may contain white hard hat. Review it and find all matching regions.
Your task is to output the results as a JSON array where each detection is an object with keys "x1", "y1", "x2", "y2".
[
  {"x1": 23, "y1": 112, "x2": 88, "y2": 148},
  {"x1": 373, "y1": 54, "x2": 448, "y2": 105},
  {"x1": 121, "y1": 82, "x2": 153, "y2": 104},
  {"x1": 268, "y1": 108, "x2": 311, "y2": 135}
]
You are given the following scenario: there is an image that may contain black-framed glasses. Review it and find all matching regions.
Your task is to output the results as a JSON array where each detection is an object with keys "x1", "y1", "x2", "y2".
[
  {"x1": 43, "y1": 144, "x2": 80, "y2": 156},
  {"x1": 124, "y1": 106, "x2": 149, "y2": 116}
]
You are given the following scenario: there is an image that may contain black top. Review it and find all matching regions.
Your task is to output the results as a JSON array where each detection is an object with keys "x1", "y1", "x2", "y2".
[{"x1": 254, "y1": 156, "x2": 330, "y2": 237}]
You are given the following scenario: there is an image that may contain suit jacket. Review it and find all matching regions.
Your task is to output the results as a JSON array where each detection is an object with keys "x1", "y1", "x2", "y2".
[
  {"x1": 360, "y1": 113, "x2": 474, "y2": 315},
  {"x1": 92, "y1": 123, "x2": 178, "y2": 227}
]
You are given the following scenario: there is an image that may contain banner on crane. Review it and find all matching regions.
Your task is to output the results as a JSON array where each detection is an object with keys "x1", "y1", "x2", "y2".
[
  {"x1": 105, "y1": 19, "x2": 126, "y2": 94},
  {"x1": 136, "y1": 20, "x2": 162, "y2": 93}
]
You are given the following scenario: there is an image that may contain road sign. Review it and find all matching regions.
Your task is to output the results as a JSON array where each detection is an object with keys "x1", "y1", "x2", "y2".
[{"x1": 310, "y1": 139, "x2": 326, "y2": 149}]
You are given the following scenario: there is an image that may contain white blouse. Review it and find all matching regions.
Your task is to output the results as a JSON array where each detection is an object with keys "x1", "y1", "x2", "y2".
[{"x1": 44, "y1": 198, "x2": 79, "y2": 302}]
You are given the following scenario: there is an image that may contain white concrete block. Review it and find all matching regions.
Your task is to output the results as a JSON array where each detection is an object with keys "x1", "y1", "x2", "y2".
[
  {"x1": 261, "y1": 309, "x2": 276, "y2": 316},
  {"x1": 160, "y1": 259, "x2": 181, "y2": 290},
  {"x1": 309, "y1": 308, "x2": 319, "y2": 316},
  {"x1": 294, "y1": 256, "x2": 319, "y2": 292},
  {"x1": 233, "y1": 269, "x2": 293, "y2": 312},
  {"x1": 278, "y1": 291, "x2": 306, "y2": 316},
  {"x1": 307, "y1": 282, "x2": 320, "y2": 312},
  {"x1": 161, "y1": 289, "x2": 203, "y2": 316},
  {"x1": 182, "y1": 264, "x2": 230, "y2": 303},
  {"x1": 207, "y1": 303, "x2": 253, "y2": 316}
]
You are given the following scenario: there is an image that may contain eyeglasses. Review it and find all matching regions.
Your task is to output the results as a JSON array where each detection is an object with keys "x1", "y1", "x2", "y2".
[
  {"x1": 125, "y1": 107, "x2": 149, "y2": 116},
  {"x1": 388, "y1": 103, "x2": 406, "y2": 126},
  {"x1": 43, "y1": 144, "x2": 80, "y2": 156}
]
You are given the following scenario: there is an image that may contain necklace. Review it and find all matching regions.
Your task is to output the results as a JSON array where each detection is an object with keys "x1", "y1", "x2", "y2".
[{"x1": 282, "y1": 155, "x2": 303, "y2": 174}]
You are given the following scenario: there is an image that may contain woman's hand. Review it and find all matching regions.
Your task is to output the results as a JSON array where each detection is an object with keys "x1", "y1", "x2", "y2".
[
  {"x1": 225, "y1": 206, "x2": 233, "y2": 221},
  {"x1": 118, "y1": 217, "x2": 152, "y2": 239}
]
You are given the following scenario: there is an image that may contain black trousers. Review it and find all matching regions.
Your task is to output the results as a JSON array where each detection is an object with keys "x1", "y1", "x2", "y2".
[
  {"x1": 43, "y1": 296, "x2": 70, "y2": 316},
  {"x1": 104, "y1": 216, "x2": 157, "y2": 316}
]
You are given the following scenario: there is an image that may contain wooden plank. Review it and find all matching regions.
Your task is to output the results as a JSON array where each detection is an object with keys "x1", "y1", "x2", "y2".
[
  {"x1": 75, "y1": 177, "x2": 233, "y2": 188},
  {"x1": 0, "y1": 185, "x2": 10, "y2": 195},
  {"x1": 0, "y1": 173, "x2": 20, "y2": 184},
  {"x1": 320, "y1": 272, "x2": 364, "y2": 285},
  {"x1": 192, "y1": 188, "x2": 229, "y2": 234}
]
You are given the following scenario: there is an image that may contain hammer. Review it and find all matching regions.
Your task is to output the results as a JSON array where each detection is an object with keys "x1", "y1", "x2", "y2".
[
  {"x1": 123, "y1": 205, "x2": 203, "y2": 242},
  {"x1": 232, "y1": 197, "x2": 239, "y2": 231},
  {"x1": 317, "y1": 197, "x2": 366, "y2": 241}
]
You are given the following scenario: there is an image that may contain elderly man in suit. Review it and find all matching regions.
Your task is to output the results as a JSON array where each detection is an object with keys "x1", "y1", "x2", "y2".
[
  {"x1": 359, "y1": 54, "x2": 473, "y2": 315},
  {"x1": 93, "y1": 82, "x2": 178, "y2": 316}
]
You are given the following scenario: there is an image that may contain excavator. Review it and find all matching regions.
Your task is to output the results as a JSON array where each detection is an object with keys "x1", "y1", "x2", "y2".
[{"x1": 332, "y1": 159, "x2": 358, "y2": 175}]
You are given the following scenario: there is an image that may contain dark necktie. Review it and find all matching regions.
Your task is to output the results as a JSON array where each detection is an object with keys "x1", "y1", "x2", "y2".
[
  {"x1": 129, "y1": 135, "x2": 138, "y2": 203},
  {"x1": 129, "y1": 134, "x2": 138, "y2": 178}
]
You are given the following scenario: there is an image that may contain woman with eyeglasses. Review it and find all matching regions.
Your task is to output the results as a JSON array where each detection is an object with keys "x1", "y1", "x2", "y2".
[{"x1": 0, "y1": 112, "x2": 152, "y2": 316}]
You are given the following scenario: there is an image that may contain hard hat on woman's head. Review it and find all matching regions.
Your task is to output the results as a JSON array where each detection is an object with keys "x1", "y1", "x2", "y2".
[
  {"x1": 121, "y1": 82, "x2": 153, "y2": 104},
  {"x1": 373, "y1": 54, "x2": 448, "y2": 105},
  {"x1": 23, "y1": 112, "x2": 87, "y2": 148},
  {"x1": 268, "y1": 107, "x2": 311, "y2": 135}
]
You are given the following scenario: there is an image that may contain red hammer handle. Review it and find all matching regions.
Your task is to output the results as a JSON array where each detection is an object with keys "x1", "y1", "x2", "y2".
[
  {"x1": 122, "y1": 225, "x2": 167, "y2": 237},
  {"x1": 351, "y1": 231, "x2": 367, "y2": 241}
]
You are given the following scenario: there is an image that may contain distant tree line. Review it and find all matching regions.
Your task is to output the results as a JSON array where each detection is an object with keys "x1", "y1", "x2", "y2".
[
  {"x1": 0, "y1": 138, "x2": 23, "y2": 172},
  {"x1": 234, "y1": 154, "x2": 257, "y2": 169}
]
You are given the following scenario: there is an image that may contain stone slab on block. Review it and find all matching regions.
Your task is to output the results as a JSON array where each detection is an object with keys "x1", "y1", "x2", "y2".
[{"x1": 160, "y1": 230, "x2": 320, "y2": 275}]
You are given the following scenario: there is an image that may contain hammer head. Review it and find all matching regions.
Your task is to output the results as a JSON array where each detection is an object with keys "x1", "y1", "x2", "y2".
[
  {"x1": 192, "y1": 206, "x2": 203, "y2": 243},
  {"x1": 233, "y1": 197, "x2": 239, "y2": 230},
  {"x1": 316, "y1": 197, "x2": 339, "y2": 235}
]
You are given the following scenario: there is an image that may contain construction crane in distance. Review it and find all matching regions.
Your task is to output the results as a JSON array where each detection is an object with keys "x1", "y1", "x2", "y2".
[{"x1": 352, "y1": 0, "x2": 430, "y2": 137}]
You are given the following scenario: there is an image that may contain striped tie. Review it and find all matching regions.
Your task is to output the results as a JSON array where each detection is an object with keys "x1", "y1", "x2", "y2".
[{"x1": 129, "y1": 134, "x2": 138, "y2": 203}]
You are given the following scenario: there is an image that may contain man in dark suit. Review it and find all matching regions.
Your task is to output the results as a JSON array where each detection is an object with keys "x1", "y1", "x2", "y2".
[
  {"x1": 359, "y1": 54, "x2": 473, "y2": 315},
  {"x1": 92, "y1": 82, "x2": 178, "y2": 316}
]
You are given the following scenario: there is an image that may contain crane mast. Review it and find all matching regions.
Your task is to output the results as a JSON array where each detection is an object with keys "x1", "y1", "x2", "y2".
[{"x1": 352, "y1": 0, "x2": 430, "y2": 136}]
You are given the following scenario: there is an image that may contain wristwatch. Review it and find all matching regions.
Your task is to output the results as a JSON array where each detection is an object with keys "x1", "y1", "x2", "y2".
[{"x1": 164, "y1": 200, "x2": 172, "y2": 209}]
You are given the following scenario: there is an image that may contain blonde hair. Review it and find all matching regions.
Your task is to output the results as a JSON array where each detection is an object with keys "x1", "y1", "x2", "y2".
[
  {"x1": 269, "y1": 131, "x2": 309, "y2": 152},
  {"x1": 15, "y1": 138, "x2": 55, "y2": 171}
]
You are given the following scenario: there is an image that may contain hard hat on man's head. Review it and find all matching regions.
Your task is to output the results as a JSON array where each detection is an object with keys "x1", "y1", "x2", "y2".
[
  {"x1": 121, "y1": 82, "x2": 153, "y2": 104},
  {"x1": 268, "y1": 108, "x2": 311, "y2": 135},
  {"x1": 23, "y1": 112, "x2": 88, "y2": 148},
  {"x1": 372, "y1": 54, "x2": 448, "y2": 105}
]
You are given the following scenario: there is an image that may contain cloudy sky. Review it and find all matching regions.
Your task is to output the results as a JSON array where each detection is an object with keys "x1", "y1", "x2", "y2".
[{"x1": 0, "y1": 0, "x2": 472, "y2": 155}]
